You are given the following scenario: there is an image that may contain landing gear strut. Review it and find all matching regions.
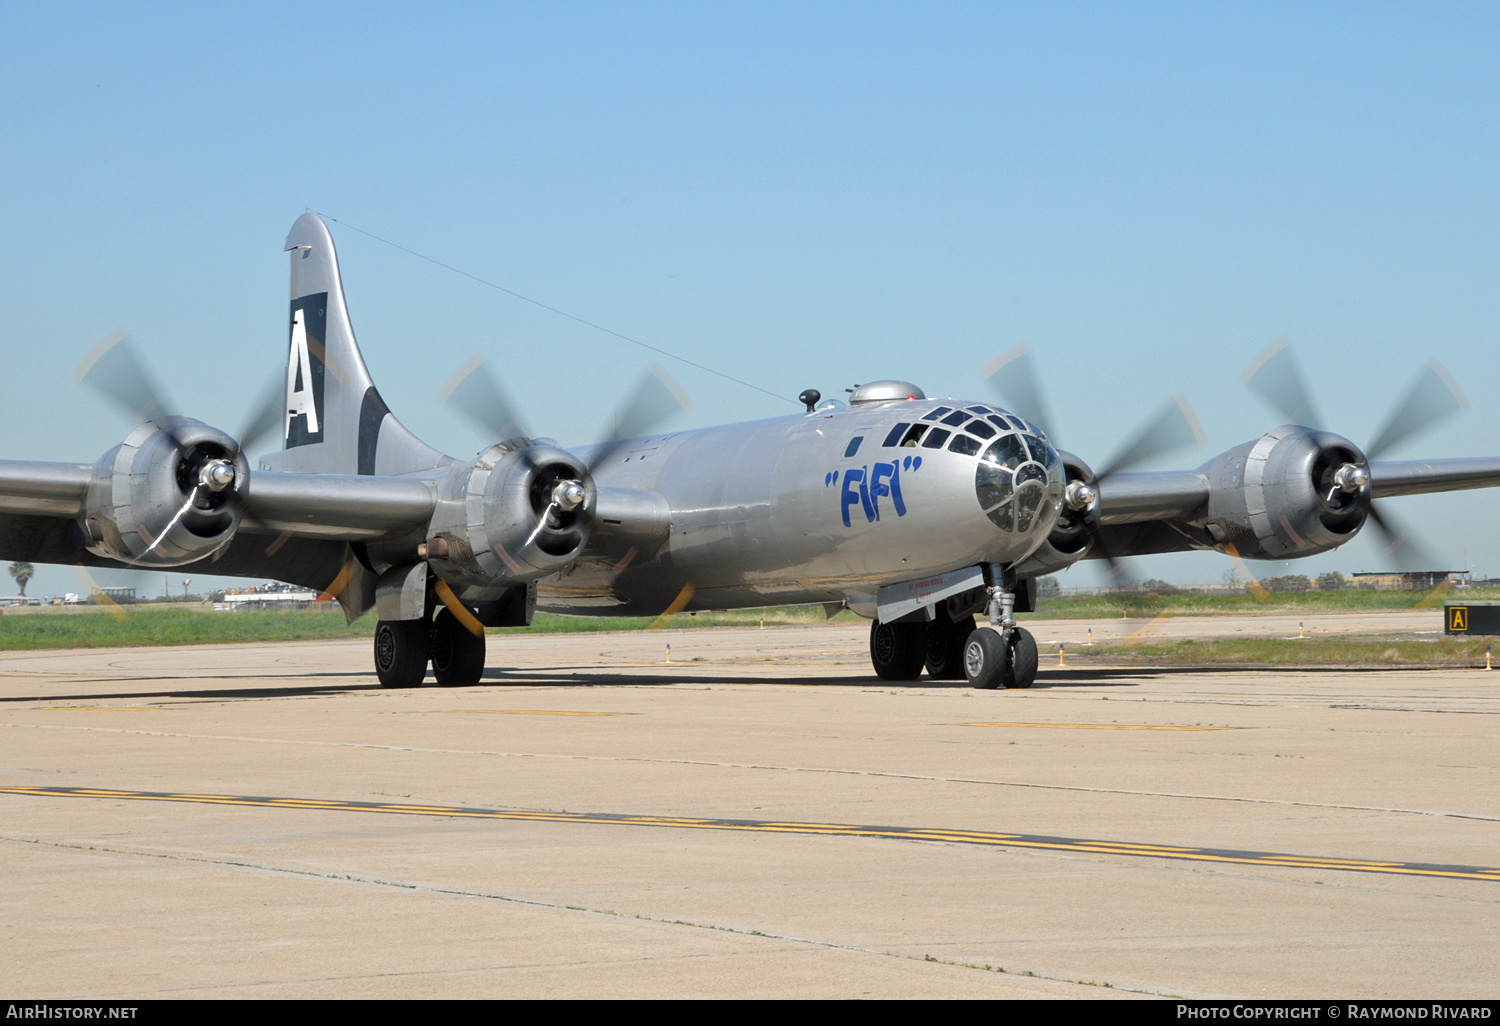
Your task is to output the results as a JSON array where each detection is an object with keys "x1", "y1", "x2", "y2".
[{"x1": 962, "y1": 567, "x2": 1038, "y2": 690}]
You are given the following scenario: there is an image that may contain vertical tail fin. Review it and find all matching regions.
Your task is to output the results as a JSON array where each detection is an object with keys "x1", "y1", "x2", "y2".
[{"x1": 258, "y1": 212, "x2": 447, "y2": 477}]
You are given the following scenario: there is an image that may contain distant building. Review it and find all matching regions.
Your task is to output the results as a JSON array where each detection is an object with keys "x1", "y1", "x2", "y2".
[
  {"x1": 1350, "y1": 571, "x2": 1466, "y2": 590},
  {"x1": 214, "y1": 583, "x2": 329, "y2": 612}
]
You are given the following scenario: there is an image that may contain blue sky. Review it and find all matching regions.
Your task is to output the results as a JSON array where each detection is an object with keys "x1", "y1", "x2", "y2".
[{"x1": 2, "y1": 3, "x2": 1498, "y2": 597}]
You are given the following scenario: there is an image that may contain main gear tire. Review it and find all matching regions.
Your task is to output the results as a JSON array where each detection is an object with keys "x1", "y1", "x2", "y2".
[
  {"x1": 431, "y1": 607, "x2": 486, "y2": 686},
  {"x1": 870, "y1": 619, "x2": 928, "y2": 681},
  {"x1": 374, "y1": 619, "x2": 429, "y2": 689},
  {"x1": 925, "y1": 612, "x2": 977, "y2": 680}
]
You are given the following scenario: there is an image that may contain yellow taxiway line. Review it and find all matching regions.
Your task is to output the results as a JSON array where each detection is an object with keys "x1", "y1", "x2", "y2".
[
  {"x1": 953, "y1": 721, "x2": 1235, "y2": 731},
  {"x1": 1, "y1": 785, "x2": 1495, "y2": 884}
]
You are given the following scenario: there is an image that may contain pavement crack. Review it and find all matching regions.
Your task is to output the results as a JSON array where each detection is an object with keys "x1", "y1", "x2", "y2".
[{"x1": 0, "y1": 833, "x2": 1139, "y2": 994}]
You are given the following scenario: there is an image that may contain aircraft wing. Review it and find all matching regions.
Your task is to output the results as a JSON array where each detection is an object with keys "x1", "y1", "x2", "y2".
[
  {"x1": 0, "y1": 461, "x2": 93, "y2": 517},
  {"x1": 1087, "y1": 449, "x2": 1500, "y2": 564},
  {"x1": 0, "y1": 460, "x2": 436, "y2": 541},
  {"x1": 1367, "y1": 458, "x2": 1500, "y2": 498},
  {"x1": 1097, "y1": 470, "x2": 1209, "y2": 524},
  {"x1": 1092, "y1": 457, "x2": 1500, "y2": 526},
  {"x1": 239, "y1": 473, "x2": 435, "y2": 539}
]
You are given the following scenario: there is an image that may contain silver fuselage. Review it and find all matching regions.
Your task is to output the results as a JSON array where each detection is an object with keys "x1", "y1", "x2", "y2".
[{"x1": 543, "y1": 398, "x2": 1067, "y2": 616}]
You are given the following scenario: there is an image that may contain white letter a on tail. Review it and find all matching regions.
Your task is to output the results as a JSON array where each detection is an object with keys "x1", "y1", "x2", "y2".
[{"x1": 286, "y1": 308, "x2": 320, "y2": 440}]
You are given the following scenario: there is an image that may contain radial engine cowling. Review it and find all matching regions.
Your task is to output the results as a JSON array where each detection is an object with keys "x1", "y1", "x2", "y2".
[
  {"x1": 1198, "y1": 425, "x2": 1368, "y2": 561},
  {"x1": 425, "y1": 440, "x2": 596, "y2": 593},
  {"x1": 84, "y1": 419, "x2": 248, "y2": 567}
]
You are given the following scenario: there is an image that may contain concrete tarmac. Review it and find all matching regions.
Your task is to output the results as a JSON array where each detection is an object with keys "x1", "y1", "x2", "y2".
[{"x1": 1, "y1": 612, "x2": 1497, "y2": 999}]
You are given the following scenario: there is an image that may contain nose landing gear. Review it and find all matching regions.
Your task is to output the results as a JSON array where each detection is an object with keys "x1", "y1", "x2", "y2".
[
  {"x1": 963, "y1": 623, "x2": 1037, "y2": 690},
  {"x1": 963, "y1": 568, "x2": 1038, "y2": 689}
]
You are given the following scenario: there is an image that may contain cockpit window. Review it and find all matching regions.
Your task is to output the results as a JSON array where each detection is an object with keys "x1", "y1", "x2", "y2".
[
  {"x1": 981, "y1": 434, "x2": 1029, "y2": 471},
  {"x1": 965, "y1": 419, "x2": 996, "y2": 440},
  {"x1": 987, "y1": 415, "x2": 1011, "y2": 431},
  {"x1": 966, "y1": 406, "x2": 990, "y2": 414},
  {"x1": 898, "y1": 424, "x2": 928, "y2": 447},
  {"x1": 882, "y1": 423, "x2": 911, "y2": 447},
  {"x1": 1023, "y1": 434, "x2": 1061, "y2": 470},
  {"x1": 948, "y1": 434, "x2": 981, "y2": 456},
  {"x1": 843, "y1": 437, "x2": 863, "y2": 458},
  {"x1": 921, "y1": 406, "x2": 953, "y2": 422},
  {"x1": 921, "y1": 428, "x2": 952, "y2": 449},
  {"x1": 941, "y1": 410, "x2": 971, "y2": 427}
]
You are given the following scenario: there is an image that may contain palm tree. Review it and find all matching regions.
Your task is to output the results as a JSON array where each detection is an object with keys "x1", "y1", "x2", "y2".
[{"x1": 9, "y1": 562, "x2": 34, "y2": 597}]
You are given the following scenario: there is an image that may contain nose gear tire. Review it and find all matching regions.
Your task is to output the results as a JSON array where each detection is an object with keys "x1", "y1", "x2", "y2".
[
  {"x1": 431, "y1": 607, "x2": 486, "y2": 686},
  {"x1": 964, "y1": 629, "x2": 1008, "y2": 689},
  {"x1": 374, "y1": 619, "x2": 429, "y2": 688},
  {"x1": 870, "y1": 619, "x2": 928, "y2": 681},
  {"x1": 1002, "y1": 627, "x2": 1038, "y2": 689}
]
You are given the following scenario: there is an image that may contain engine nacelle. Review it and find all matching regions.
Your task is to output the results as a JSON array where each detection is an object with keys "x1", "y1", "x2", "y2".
[
  {"x1": 1197, "y1": 425, "x2": 1368, "y2": 560},
  {"x1": 84, "y1": 419, "x2": 247, "y2": 567},
  {"x1": 424, "y1": 440, "x2": 596, "y2": 594}
]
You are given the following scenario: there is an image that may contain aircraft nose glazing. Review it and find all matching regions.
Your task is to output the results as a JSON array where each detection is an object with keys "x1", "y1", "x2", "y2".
[{"x1": 974, "y1": 432, "x2": 1065, "y2": 536}]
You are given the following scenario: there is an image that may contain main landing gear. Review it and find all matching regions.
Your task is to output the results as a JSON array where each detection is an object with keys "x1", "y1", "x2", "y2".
[
  {"x1": 866, "y1": 568, "x2": 1037, "y2": 689},
  {"x1": 374, "y1": 609, "x2": 487, "y2": 688}
]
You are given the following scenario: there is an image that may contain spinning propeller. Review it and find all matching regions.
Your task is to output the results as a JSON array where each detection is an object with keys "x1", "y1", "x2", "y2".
[
  {"x1": 1241, "y1": 336, "x2": 1468, "y2": 573},
  {"x1": 74, "y1": 329, "x2": 287, "y2": 561},
  {"x1": 75, "y1": 329, "x2": 286, "y2": 459},
  {"x1": 440, "y1": 353, "x2": 691, "y2": 603},
  {"x1": 983, "y1": 342, "x2": 1206, "y2": 584},
  {"x1": 440, "y1": 353, "x2": 691, "y2": 463}
]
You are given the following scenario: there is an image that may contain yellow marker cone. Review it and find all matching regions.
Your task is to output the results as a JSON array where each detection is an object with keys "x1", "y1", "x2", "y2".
[
  {"x1": 1299, "y1": 621, "x2": 1304, "y2": 638},
  {"x1": 666, "y1": 643, "x2": 671, "y2": 663},
  {"x1": 1487, "y1": 646, "x2": 1491, "y2": 671},
  {"x1": 1058, "y1": 642, "x2": 1065, "y2": 667},
  {"x1": 1087, "y1": 629, "x2": 1093, "y2": 646}
]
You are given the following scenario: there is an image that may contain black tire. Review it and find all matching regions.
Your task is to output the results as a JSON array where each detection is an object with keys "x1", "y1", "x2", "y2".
[
  {"x1": 963, "y1": 628, "x2": 1007, "y2": 689},
  {"x1": 1003, "y1": 627, "x2": 1039, "y2": 689},
  {"x1": 925, "y1": 612, "x2": 976, "y2": 680},
  {"x1": 374, "y1": 619, "x2": 429, "y2": 688},
  {"x1": 870, "y1": 619, "x2": 928, "y2": 681},
  {"x1": 431, "y1": 607, "x2": 486, "y2": 686}
]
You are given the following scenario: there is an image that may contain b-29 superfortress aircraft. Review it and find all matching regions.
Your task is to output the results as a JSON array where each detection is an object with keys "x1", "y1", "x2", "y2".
[{"x1": 2, "y1": 213, "x2": 1498, "y2": 689}]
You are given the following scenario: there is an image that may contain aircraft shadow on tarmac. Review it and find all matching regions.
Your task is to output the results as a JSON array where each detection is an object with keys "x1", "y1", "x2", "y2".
[{"x1": 0, "y1": 662, "x2": 1425, "y2": 705}]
